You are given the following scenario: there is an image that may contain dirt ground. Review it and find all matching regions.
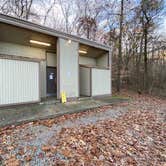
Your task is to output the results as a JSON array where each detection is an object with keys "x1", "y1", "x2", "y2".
[{"x1": 0, "y1": 90, "x2": 165, "y2": 166}]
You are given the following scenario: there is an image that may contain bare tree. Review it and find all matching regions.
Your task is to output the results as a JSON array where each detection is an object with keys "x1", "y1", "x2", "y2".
[
  {"x1": 77, "y1": 16, "x2": 97, "y2": 39},
  {"x1": 139, "y1": 0, "x2": 164, "y2": 90},
  {"x1": 75, "y1": 0, "x2": 102, "y2": 40},
  {"x1": 43, "y1": 0, "x2": 56, "y2": 25},
  {"x1": 117, "y1": 0, "x2": 124, "y2": 92},
  {"x1": 57, "y1": 0, "x2": 75, "y2": 33},
  {"x1": 0, "y1": 0, "x2": 34, "y2": 20}
]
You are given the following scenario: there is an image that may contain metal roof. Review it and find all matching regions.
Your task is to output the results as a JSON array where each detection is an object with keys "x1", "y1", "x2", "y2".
[{"x1": 0, "y1": 14, "x2": 110, "y2": 51}]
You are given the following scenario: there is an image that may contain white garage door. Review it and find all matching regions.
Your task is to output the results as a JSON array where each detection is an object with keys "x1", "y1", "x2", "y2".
[{"x1": 0, "y1": 59, "x2": 40, "y2": 106}]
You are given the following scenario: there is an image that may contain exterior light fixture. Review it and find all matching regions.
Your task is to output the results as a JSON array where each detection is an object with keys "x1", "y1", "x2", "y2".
[
  {"x1": 79, "y1": 50, "x2": 87, "y2": 54},
  {"x1": 68, "y1": 39, "x2": 72, "y2": 44},
  {"x1": 30, "y1": 40, "x2": 51, "y2": 46}
]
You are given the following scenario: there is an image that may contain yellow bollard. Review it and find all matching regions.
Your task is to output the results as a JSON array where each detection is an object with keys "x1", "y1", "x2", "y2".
[{"x1": 61, "y1": 91, "x2": 67, "y2": 103}]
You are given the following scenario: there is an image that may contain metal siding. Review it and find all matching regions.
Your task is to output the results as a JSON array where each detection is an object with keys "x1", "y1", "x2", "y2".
[
  {"x1": 92, "y1": 68, "x2": 111, "y2": 96},
  {"x1": 79, "y1": 67, "x2": 91, "y2": 96},
  {"x1": 109, "y1": 50, "x2": 112, "y2": 95},
  {"x1": 0, "y1": 59, "x2": 39, "y2": 105}
]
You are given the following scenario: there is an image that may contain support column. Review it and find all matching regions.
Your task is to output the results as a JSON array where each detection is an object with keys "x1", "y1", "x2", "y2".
[{"x1": 57, "y1": 38, "x2": 79, "y2": 99}]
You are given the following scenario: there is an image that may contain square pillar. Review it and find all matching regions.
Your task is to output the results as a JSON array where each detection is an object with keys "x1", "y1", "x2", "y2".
[{"x1": 57, "y1": 38, "x2": 79, "y2": 99}]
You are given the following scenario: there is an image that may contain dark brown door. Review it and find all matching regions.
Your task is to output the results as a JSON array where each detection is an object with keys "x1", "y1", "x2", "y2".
[{"x1": 47, "y1": 67, "x2": 57, "y2": 95}]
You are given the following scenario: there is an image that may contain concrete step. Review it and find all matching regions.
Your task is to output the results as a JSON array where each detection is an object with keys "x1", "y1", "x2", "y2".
[
  {"x1": 78, "y1": 96, "x2": 93, "y2": 101},
  {"x1": 40, "y1": 98, "x2": 60, "y2": 105}
]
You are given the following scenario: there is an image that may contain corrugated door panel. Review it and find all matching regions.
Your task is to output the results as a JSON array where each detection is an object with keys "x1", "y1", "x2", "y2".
[
  {"x1": 0, "y1": 59, "x2": 39, "y2": 105},
  {"x1": 91, "y1": 68, "x2": 111, "y2": 96}
]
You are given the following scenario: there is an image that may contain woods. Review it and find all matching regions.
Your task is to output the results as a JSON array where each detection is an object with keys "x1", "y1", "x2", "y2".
[{"x1": 0, "y1": 0, "x2": 165, "y2": 96}]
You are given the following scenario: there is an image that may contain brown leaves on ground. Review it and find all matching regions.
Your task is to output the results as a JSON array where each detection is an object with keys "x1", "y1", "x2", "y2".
[
  {"x1": 54, "y1": 107, "x2": 165, "y2": 165},
  {"x1": 4, "y1": 155, "x2": 20, "y2": 166},
  {"x1": 0, "y1": 90, "x2": 165, "y2": 165}
]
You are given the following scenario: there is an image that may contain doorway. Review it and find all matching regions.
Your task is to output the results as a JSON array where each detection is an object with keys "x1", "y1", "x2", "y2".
[{"x1": 47, "y1": 67, "x2": 57, "y2": 96}]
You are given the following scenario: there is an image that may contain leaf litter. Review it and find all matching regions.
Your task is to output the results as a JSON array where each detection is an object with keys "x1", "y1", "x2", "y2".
[{"x1": 0, "y1": 91, "x2": 165, "y2": 165}]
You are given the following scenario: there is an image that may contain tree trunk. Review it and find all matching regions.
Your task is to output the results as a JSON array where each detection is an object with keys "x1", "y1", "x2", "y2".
[
  {"x1": 117, "y1": 0, "x2": 124, "y2": 92},
  {"x1": 136, "y1": 33, "x2": 143, "y2": 91},
  {"x1": 144, "y1": 25, "x2": 148, "y2": 91}
]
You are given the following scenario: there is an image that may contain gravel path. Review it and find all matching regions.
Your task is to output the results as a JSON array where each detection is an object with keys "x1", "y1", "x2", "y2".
[
  {"x1": 0, "y1": 105, "x2": 128, "y2": 165},
  {"x1": 29, "y1": 105, "x2": 128, "y2": 145},
  {"x1": 0, "y1": 94, "x2": 165, "y2": 165}
]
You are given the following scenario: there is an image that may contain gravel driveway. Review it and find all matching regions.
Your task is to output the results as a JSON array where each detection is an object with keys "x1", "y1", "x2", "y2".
[{"x1": 0, "y1": 93, "x2": 165, "y2": 166}]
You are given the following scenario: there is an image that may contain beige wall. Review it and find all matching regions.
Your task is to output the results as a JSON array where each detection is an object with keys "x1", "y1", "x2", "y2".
[
  {"x1": 57, "y1": 38, "x2": 79, "y2": 98},
  {"x1": 92, "y1": 68, "x2": 111, "y2": 96},
  {"x1": 40, "y1": 61, "x2": 47, "y2": 98},
  {"x1": 0, "y1": 41, "x2": 46, "y2": 59},
  {"x1": 79, "y1": 54, "x2": 108, "y2": 68},
  {"x1": 80, "y1": 67, "x2": 91, "y2": 96},
  {"x1": 96, "y1": 53, "x2": 108, "y2": 67},
  {"x1": 47, "y1": 52, "x2": 57, "y2": 67},
  {"x1": 79, "y1": 55, "x2": 96, "y2": 66}
]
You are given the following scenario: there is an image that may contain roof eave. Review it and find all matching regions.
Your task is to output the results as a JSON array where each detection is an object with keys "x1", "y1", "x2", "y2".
[{"x1": 0, "y1": 14, "x2": 110, "y2": 51}]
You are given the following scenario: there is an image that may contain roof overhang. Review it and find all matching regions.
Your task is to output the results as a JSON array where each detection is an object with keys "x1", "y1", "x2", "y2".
[{"x1": 0, "y1": 14, "x2": 110, "y2": 52}]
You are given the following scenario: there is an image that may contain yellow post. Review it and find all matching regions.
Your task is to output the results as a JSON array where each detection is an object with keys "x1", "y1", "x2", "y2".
[{"x1": 61, "y1": 91, "x2": 67, "y2": 103}]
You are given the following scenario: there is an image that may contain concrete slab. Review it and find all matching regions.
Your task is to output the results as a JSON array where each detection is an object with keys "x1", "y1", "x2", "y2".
[{"x1": 0, "y1": 97, "x2": 129, "y2": 128}]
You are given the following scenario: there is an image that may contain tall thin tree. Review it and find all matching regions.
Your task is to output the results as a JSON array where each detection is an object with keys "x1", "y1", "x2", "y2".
[{"x1": 117, "y1": 0, "x2": 124, "y2": 92}]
